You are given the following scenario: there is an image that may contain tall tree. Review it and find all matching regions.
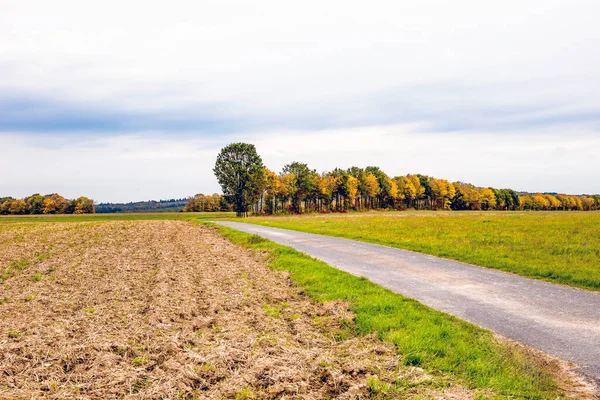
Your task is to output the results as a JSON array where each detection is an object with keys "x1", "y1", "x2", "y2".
[
  {"x1": 281, "y1": 162, "x2": 316, "y2": 213},
  {"x1": 214, "y1": 143, "x2": 265, "y2": 217}
]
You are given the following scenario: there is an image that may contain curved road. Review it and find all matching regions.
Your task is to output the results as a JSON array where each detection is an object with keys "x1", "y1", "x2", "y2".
[{"x1": 216, "y1": 221, "x2": 600, "y2": 385}]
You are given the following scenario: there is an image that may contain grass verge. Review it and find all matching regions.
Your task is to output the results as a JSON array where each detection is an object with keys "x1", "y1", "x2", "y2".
[{"x1": 208, "y1": 222, "x2": 566, "y2": 399}]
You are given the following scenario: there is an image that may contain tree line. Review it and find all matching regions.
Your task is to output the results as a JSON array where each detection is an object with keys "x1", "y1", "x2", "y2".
[
  {"x1": 183, "y1": 193, "x2": 233, "y2": 212},
  {"x1": 96, "y1": 198, "x2": 189, "y2": 213},
  {"x1": 0, "y1": 194, "x2": 95, "y2": 215},
  {"x1": 211, "y1": 143, "x2": 600, "y2": 216}
]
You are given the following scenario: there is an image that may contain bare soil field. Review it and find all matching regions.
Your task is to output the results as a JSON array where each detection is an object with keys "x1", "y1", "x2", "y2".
[{"x1": 1, "y1": 220, "x2": 483, "y2": 399}]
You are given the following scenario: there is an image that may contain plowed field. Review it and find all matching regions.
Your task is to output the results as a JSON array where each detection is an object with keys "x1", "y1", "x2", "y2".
[{"x1": 0, "y1": 221, "x2": 479, "y2": 399}]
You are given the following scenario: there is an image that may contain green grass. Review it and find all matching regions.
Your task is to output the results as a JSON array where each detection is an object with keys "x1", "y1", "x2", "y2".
[
  {"x1": 0, "y1": 211, "x2": 234, "y2": 224},
  {"x1": 209, "y1": 222, "x2": 565, "y2": 399},
  {"x1": 1, "y1": 259, "x2": 30, "y2": 282},
  {"x1": 242, "y1": 211, "x2": 600, "y2": 291}
]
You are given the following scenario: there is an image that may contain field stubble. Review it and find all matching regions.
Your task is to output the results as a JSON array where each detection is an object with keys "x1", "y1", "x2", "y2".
[{"x1": 1, "y1": 220, "x2": 482, "y2": 399}]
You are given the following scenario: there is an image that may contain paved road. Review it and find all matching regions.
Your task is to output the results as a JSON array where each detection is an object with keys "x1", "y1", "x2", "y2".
[{"x1": 216, "y1": 221, "x2": 600, "y2": 384}]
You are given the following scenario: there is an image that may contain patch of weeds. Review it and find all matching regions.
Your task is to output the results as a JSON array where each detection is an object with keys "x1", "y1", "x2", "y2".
[
  {"x1": 32, "y1": 273, "x2": 42, "y2": 282},
  {"x1": 199, "y1": 363, "x2": 217, "y2": 374},
  {"x1": 255, "y1": 333, "x2": 276, "y2": 346},
  {"x1": 7, "y1": 329, "x2": 20, "y2": 339},
  {"x1": 48, "y1": 380, "x2": 59, "y2": 392},
  {"x1": 261, "y1": 304, "x2": 281, "y2": 318},
  {"x1": 24, "y1": 295, "x2": 35, "y2": 302},
  {"x1": 47, "y1": 267, "x2": 56, "y2": 273},
  {"x1": 235, "y1": 387, "x2": 256, "y2": 399},
  {"x1": 131, "y1": 355, "x2": 149, "y2": 367},
  {"x1": 83, "y1": 307, "x2": 97, "y2": 314},
  {"x1": 35, "y1": 252, "x2": 52, "y2": 262},
  {"x1": 367, "y1": 376, "x2": 391, "y2": 396},
  {"x1": 333, "y1": 329, "x2": 350, "y2": 342},
  {"x1": 0, "y1": 297, "x2": 11, "y2": 305},
  {"x1": 211, "y1": 325, "x2": 223, "y2": 333},
  {"x1": 261, "y1": 301, "x2": 290, "y2": 319},
  {"x1": 247, "y1": 234, "x2": 266, "y2": 244},
  {"x1": 130, "y1": 378, "x2": 146, "y2": 393},
  {"x1": 1, "y1": 258, "x2": 30, "y2": 281}
]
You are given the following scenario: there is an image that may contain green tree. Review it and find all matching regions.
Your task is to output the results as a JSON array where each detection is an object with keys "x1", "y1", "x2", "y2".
[
  {"x1": 281, "y1": 162, "x2": 317, "y2": 213},
  {"x1": 71, "y1": 197, "x2": 95, "y2": 214},
  {"x1": 25, "y1": 194, "x2": 45, "y2": 214},
  {"x1": 365, "y1": 167, "x2": 396, "y2": 208},
  {"x1": 214, "y1": 143, "x2": 265, "y2": 217}
]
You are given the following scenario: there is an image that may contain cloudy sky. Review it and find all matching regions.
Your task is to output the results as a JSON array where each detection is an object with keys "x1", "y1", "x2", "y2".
[{"x1": 1, "y1": 0, "x2": 599, "y2": 202}]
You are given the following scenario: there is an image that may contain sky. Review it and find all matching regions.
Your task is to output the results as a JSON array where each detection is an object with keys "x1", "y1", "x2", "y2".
[{"x1": 1, "y1": 0, "x2": 599, "y2": 202}]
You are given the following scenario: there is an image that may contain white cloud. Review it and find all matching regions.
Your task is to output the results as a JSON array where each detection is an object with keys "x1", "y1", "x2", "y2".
[
  {"x1": 1, "y1": 0, "x2": 599, "y2": 200},
  {"x1": 2, "y1": 127, "x2": 599, "y2": 202},
  {"x1": 1, "y1": 0, "x2": 599, "y2": 121}
]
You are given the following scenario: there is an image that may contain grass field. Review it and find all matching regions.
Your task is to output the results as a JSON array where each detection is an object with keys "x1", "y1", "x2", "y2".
[{"x1": 242, "y1": 211, "x2": 600, "y2": 291}]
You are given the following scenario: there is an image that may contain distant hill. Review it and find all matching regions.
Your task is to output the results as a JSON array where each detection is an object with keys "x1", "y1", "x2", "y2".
[{"x1": 95, "y1": 198, "x2": 188, "y2": 213}]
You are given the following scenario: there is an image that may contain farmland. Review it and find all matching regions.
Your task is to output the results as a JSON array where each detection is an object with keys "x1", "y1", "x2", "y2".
[
  {"x1": 0, "y1": 219, "x2": 493, "y2": 398},
  {"x1": 1, "y1": 215, "x2": 596, "y2": 398},
  {"x1": 244, "y1": 211, "x2": 600, "y2": 291},
  {"x1": 0, "y1": 211, "x2": 234, "y2": 224},
  {"x1": 0, "y1": 220, "x2": 449, "y2": 398}
]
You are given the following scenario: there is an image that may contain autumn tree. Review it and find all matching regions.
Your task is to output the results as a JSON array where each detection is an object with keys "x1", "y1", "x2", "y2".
[
  {"x1": 25, "y1": 194, "x2": 45, "y2": 214},
  {"x1": 262, "y1": 168, "x2": 279, "y2": 214},
  {"x1": 0, "y1": 198, "x2": 14, "y2": 215},
  {"x1": 71, "y1": 197, "x2": 95, "y2": 214},
  {"x1": 214, "y1": 143, "x2": 265, "y2": 217},
  {"x1": 395, "y1": 176, "x2": 416, "y2": 209},
  {"x1": 317, "y1": 173, "x2": 337, "y2": 211},
  {"x1": 281, "y1": 162, "x2": 317, "y2": 213},
  {"x1": 479, "y1": 188, "x2": 497, "y2": 210},
  {"x1": 8, "y1": 199, "x2": 27, "y2": 214},
  {"x1": 365, "y1": 167, "x2": 397, "y2": 208},
  {"x1": 363, "y1": 173, "x2": 380, "y2": 209},
  {"x1": 184, "y1": 193, "x2": 226, "y2": 212}
]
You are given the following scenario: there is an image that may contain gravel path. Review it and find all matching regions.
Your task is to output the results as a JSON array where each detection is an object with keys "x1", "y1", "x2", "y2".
[{"x1": 216, "y1": 221, "x2": 600, "y2": 385}]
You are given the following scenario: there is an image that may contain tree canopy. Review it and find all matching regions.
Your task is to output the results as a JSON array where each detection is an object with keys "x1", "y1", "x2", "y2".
[
  {"x1": 0, "y1": 194, "x2": 95, "y2": 215},
  {"x1": 213, "y1": 143, "x2": 265, "y2": 217}
]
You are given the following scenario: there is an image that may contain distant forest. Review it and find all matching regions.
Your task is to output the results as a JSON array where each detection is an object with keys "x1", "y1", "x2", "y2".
[
  {"x1": 0, "y1": 194, "x2": 95, "y2": 215},
  {"x1": 95, "y1": 199, "x2": 188, "y2": 213}
]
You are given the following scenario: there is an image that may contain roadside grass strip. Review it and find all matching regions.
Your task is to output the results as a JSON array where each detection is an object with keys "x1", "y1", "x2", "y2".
[{"x1": 211, "y1": 223, "x2": 566, "y2": 399}]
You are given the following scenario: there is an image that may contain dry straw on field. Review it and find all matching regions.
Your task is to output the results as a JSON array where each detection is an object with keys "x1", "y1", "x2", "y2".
[{"x1": 0, "y1": 221, "x2": 485, "y2": 399}]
